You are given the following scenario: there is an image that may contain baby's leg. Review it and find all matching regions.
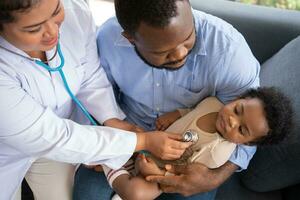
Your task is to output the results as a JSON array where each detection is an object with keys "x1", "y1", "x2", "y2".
[
  {"x1": 113, "y1": 174, "x2": 161, "y2": 200},
  {"x1": 103, "y1": 159, "x2": 161, "y2": 200}
]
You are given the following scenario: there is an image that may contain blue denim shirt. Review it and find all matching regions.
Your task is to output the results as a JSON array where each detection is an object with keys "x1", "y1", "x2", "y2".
[{"x1": 97, "y1": 10, "x2": 259, "y2": 170}]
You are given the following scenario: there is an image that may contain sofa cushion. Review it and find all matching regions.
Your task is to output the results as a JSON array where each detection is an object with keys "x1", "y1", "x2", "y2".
[
  {"x1": 190, "y1": 0, "x2": 300, "y2": 63},
  {"x1": 216, "y1": 174, "x2": 281, "y2": 200},
  {"x1": 260, "y1": 35, "x2": 300, "y2": 142},
  {"x1": 240, "y1": 36, "x2": 300, "y2": 193}
]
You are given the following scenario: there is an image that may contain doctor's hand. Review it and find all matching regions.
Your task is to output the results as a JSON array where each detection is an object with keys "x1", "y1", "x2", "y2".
[
  {"x1": 104, "y1": 118, "x2": 144, "y2": 132},
  {"x1": 136, "y1": 131, "x2": 192, "y2": 160},
  {"x1": 146, "y1": 161, "x2": 238, "y2": 196}
]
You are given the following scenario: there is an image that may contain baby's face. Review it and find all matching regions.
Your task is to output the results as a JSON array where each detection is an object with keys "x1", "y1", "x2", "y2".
[{"x1": 216, "y1": 97, "x2": 269, "y2": 144}]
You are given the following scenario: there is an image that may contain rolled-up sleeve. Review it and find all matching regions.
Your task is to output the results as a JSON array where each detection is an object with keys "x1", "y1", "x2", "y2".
[{"x1": 229, "y1": 145, "x2": 257, "y2": 171}]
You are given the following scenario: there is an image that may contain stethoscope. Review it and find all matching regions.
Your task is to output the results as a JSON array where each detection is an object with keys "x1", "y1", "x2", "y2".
[{"x1": 0, "y1": 42, "x2": 98, "y2": 126}]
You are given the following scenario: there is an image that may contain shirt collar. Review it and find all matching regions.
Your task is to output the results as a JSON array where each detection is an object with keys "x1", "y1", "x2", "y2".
[
  {"x1": 114, "y1": 34, "x2": 133, "y2": 47},
  {"x1": 113, "y1": 9, "x2": 207, "y2": 56},
  {"x1": 192, "y1": 9, "x2": 207, "y2": 56}
]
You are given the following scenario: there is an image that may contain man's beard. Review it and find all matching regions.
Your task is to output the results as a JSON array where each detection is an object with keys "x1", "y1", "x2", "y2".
[{"x1": 134, "y1": 46, "x2": 190, "y2": 71}]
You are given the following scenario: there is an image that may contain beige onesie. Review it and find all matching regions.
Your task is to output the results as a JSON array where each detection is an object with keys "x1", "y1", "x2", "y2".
[
  {"x1": 154, "y1": 97, "x2": 236, "y2": 169},
  {"x1": 103, "y1": 97, "x2": 237, "y2": 187}
]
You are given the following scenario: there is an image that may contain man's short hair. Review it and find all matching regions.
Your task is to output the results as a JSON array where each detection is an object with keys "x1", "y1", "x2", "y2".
[{"x1": 115, "y1": 0, "x2": 187, "y2": 35}]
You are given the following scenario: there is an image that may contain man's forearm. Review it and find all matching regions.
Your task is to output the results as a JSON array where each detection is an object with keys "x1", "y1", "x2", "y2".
[{"x1": 211, "y1": 161, "x2": 239, "y2": 187}]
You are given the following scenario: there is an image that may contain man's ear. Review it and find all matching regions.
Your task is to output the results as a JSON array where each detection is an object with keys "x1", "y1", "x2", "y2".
[{"x1": 122, "y1": 31, "x2": 135, "y2": 45}]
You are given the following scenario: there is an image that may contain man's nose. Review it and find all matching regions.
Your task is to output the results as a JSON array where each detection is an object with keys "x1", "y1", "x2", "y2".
[{"x1": 170, "y1": 45, "x2": 188, "y2": 61}]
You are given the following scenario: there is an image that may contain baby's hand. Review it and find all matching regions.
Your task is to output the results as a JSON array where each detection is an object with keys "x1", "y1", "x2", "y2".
[
  {"x1": 155, "y1": 111, "x2": 181, "y2": 131},
  {"x1": 135, "y1": 154, "x2": 165, "y2": 177}
]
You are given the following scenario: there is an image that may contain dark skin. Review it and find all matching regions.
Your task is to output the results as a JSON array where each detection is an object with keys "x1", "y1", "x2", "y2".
[
  {"x1": 146, "y1": 161, "x2": 238, "y2": 196},
  {"x1": 123, "y1": 1, "x2": 195, "y2": 69},
  {"x1": 122, "y1": 0, "x2": 241, "y2": 196}
]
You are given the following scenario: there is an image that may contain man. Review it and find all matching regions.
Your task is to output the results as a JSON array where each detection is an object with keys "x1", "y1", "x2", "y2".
[{"x1": 73, "y1": 0, "x2": 260, "y2": 199}]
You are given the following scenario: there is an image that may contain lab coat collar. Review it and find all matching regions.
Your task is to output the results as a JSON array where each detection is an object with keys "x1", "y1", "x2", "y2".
[
  {"x1": 0, "y1": 36, "x2": 32, "y2": 60},
  {"x1": 0, "y1": 35, "x2": 59, "y2": 65}
]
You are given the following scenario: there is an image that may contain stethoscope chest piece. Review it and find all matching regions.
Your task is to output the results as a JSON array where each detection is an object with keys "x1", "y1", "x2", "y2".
[{"x1": 182, "y1": 129, "x2": 199, "y2": 143}]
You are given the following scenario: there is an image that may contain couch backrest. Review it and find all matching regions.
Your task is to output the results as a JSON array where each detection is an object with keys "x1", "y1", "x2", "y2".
[{"x1": 190, "y1": 0, "x2": 300, "y2": 63}]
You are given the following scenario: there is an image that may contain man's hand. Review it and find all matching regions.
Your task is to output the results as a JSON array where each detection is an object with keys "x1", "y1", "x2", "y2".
[
  {"x1": 155, "y1": 111, "x2": 181, "y2": 131},
  {"x1": 146, "y1": 162, "x2": 238, "y2": 197},
  {"x1": 104, "y1": 118, "x2": 144, "y2": 132}
]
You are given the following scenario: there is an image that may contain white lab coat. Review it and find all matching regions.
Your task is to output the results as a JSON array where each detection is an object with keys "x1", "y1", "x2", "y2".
[{"x1": 0, "y1": 0, "x2": 137, "y2": 199}]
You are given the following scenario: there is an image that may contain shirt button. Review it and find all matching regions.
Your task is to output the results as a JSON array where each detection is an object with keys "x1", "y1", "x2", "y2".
[{"x1": 156, "y1": 83, "x2": 160, "y2": 87}]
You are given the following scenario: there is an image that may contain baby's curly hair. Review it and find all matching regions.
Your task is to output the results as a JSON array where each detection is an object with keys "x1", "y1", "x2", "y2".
[
  {"x1": 115, "y1": 0, "x2": 188, "y2": 35},
  {"x1": 241, "y1": 87, "x2": 294, "y2": 145}
]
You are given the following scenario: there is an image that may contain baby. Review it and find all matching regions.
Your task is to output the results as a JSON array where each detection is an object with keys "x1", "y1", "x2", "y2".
[{"x1": 103, "y1": 87, "x2": 294, "y2": 200}]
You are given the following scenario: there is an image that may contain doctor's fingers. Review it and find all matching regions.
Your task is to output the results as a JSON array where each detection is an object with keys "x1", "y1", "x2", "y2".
[
  {"x1": 167, "y1": 148, "x2": 186, "y2": 158},
  {"x1": 166, "y1": 133, "x2": 184, "y2": 141},
  {"x1": 167, "y1": 138, "x2": 192, "y2": 150}
]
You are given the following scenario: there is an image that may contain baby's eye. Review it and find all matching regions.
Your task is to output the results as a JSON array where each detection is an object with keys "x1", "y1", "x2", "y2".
[
  {"x1": 239, "y1": 126, "x2": 244, "y2": 135},
  {"x1": 234, "y1": 106, "x2": 239, "y2": 115}
]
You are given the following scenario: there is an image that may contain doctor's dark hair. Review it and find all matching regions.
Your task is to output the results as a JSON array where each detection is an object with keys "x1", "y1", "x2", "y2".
[
  {"x1": 0, "y1": 0, "x2": 41, "y2": 31},
  {"x1": 240, "y1": 87, "x2": 294, "y2": 146},
  {"x1": 115, "y1": 0, "x2": 188, "y2": 35}
]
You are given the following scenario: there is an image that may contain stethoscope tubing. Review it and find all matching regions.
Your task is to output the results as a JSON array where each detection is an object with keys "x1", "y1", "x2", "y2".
[{"x1": 0, "y1": 42, "x2": 98, "y2": 126}]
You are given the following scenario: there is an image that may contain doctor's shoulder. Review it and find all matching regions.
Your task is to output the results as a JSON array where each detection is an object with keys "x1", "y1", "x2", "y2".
[{"x1": 61, "y1": 0, "x2": 94, "y2": 31}]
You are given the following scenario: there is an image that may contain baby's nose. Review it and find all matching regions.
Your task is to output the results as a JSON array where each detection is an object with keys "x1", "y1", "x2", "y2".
[{"x1": 229, "y1": 116, "x2": 238, "y2": 128}]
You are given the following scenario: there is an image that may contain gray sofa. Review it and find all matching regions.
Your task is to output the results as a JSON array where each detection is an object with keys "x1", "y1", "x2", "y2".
[{"x1": 190, "y1": 0, "x2": 300, "y2": 200}]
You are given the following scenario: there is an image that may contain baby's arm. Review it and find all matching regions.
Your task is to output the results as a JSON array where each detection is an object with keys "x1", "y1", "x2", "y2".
[
  {"x1": 156, "y1": 108, "x2": 193, "y2": 131},
  {"x1": 156, "y1": 110, "x2": 181, "y2": 131}
]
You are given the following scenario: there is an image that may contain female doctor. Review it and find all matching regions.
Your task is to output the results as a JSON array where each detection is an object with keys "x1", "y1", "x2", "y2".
[{"x1": 0, "y1": 0, "x2": 190, "y2": 199}]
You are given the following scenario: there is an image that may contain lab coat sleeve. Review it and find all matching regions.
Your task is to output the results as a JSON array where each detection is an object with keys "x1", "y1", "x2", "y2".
[
  {"x1": 0, "y1": 72, "x2": 136, "y2": 169},
  {"x1": 75, "y1": 7, "x2": 125, "y2": 124}
]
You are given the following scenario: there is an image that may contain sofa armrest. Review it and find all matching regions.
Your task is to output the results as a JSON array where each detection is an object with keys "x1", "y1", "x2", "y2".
[{"x1": 190, "y1": 0, "x2": 300, "y2": 63}]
